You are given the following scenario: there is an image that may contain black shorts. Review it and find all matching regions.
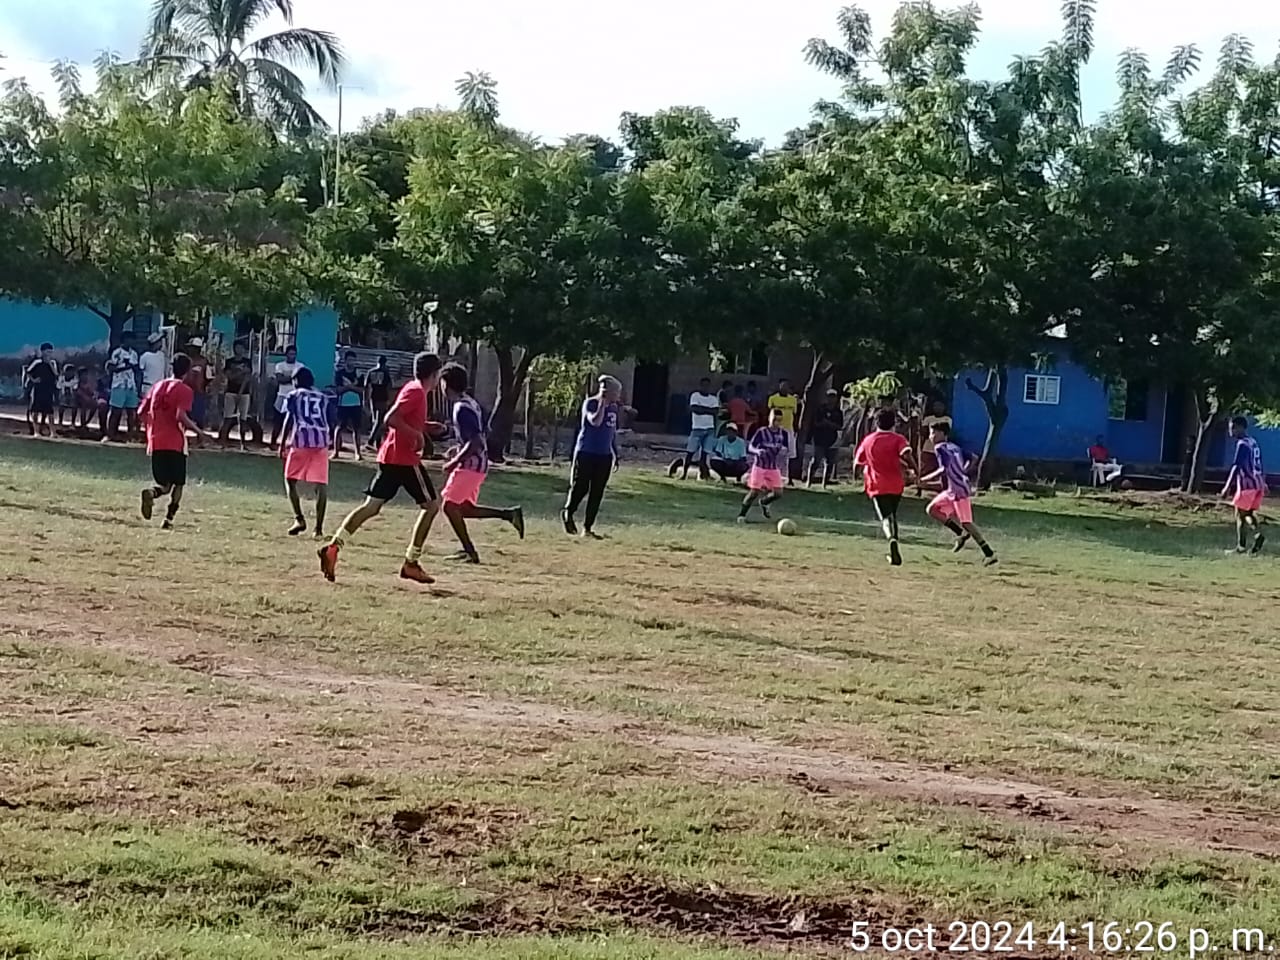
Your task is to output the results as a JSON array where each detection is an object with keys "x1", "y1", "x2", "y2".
[
  {"x1": 30, "y1": 391, "x2": 56, "y2": 415},
  {"x1": 871, "y1": 493, "x2": 902, "y2": 520},
  {"x1": 366, "y1": 463, "x2": 437, "y2": 506},
  {"x1": 337, "y1": 406, "x2": 362, "y2": 429},
  {"x1": 152, "y1": 450, "x2": 188, "y2": 488}
]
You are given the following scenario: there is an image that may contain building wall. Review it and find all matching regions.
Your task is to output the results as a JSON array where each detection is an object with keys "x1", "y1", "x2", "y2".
[
  {"x1": 0, "y1": 298, "x2": 159, "y2": 402},
  {"x1": 950, "y1": 360, "x2": 1166, "y2": 464}
]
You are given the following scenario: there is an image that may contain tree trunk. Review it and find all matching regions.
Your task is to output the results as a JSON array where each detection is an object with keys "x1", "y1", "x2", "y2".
[
  {"x1": 1184, "y1": 389, "x2": 1220, "y2": 494},
  {"x1": 522, "y1": 375, "x2": 536, "y2": 460},
  {"x1": 488, "y1": 347, "x2": 535, "y2": 462},
  {"x1": 91, "y1": 301, "x2": 134, "y2": 350},
  {"x1": 795, "y1": 349, "x2": 834, "y2": 478},
  {"x1": 965, "y1": 366, "x2": 1009, "y2": 488},
  {"x1": 551, "y1": 418, "x2": 561, "y2": 462}
]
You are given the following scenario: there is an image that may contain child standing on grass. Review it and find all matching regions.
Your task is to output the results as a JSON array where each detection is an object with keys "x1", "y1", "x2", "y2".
[
  {"x1": 918, "y1": 421, "x2": 997, "y2": 566},
  {"x1": 737, "y1": 408, "x2": 789, "y2": 523}
]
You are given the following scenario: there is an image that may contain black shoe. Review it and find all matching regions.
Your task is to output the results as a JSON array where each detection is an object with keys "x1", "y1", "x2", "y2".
[
  {"x1": 511, "y1": 507, "x2": 525, "y2": 540},
  {"x1": 141, "y1": 488, "x2": 155, "y2": 521},
  {"x1": 889, "y1": 539, "x2": 903, "y2": 566},
  {"x1": 288, "y1": 519, "x2": 307, "y2": 536},
  {"x1": 581, "y1": 529, "x2": 604, "y2": 541},
  {"x1": 561, "y1": 509, "x2": 577, "y2": 536},
  {"x1": 982, "y1": 555, "x2": 999, "y2": 567},
  {"x1": 445, "y1": 550, "x2": 481, "y2": 564},
  {"x1": 1251, "y1": 533, "x2": 1266, "y2": 556},
  {"x1": 161, "y1": 519, "x2": 174, "y2": 531},
  {"x1": 952, "y1": 534, "x2": 971, "y2": 553},
  {"x1": 761, "y1": 503, "x2": 773, "y2": 520}
]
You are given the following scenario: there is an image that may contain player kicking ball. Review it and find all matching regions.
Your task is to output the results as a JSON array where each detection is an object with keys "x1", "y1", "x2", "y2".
[
  {"x1": 737, "y1": 407, "x2": 789, "y2": 522},
  {"x1": 139, "y1": 353, "x2": 203, "y2": 530},
  {"x1": 1222, "y1": 416, "x2": 1266, "y2": 555},
  {"x1": 318, "y1": 352, "x2": 445, "y2": 585},
  {"x1": 436, "y1": 363, "x2": 524, "y2": 563},
  {"x1": 278, "y1": 366, "x2": 331, "y2": 539},
  {"x1": 854, "y1": 409, "x2": 915, "y2": 566},
  {"x1": 918, "y1": 421, "x2": 997, "y2": 566}
]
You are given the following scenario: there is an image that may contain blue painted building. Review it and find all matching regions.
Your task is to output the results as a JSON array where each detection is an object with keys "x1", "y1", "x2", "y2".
[
  {"x1": 950, "y1": 354, "x2": 1280, "y2": 470},
  {"x1": 0, "y1": 298, "x2": 338, "y2": 402}
]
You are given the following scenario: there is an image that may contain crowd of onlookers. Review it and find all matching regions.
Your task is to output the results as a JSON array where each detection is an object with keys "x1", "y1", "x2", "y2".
[{"x1": 19, "y1": 336, "x2": 405, "y2": 459}]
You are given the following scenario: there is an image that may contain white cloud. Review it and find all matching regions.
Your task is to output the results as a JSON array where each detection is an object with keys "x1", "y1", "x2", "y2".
[{"x1": 4, "y1": 0, "x2": 1278, "y2": 144}]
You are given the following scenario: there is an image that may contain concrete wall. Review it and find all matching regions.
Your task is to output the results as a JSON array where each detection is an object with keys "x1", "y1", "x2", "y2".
[
  {"x1": 950, "y1": 359, "x2": 1167, "y2": 464},
  {"x1": 0, "y1": 299, "x2": 160, "y2": 401}
]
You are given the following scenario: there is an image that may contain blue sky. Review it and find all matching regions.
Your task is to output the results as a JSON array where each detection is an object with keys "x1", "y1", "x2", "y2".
[{"x1": 3, "y1": 0, "x2": 1277, "y2": 144}]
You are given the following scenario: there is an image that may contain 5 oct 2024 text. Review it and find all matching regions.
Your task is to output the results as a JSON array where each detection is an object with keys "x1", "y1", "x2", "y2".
[{"x1": 849, "y1": 920, "x2": 1272, "y2": 957}]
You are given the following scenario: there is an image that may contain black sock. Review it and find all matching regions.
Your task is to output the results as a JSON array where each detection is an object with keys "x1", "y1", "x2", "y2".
[
  {"x1": 738, "y1": 498, "x2": 752, "y2": 518},
  {"x1": 945, "y1": 519, "x2": 965, "y2": 536},
  {"x1": 977, "y1": 539, "x2": 994, "y2": 557},
  {"x1": 166, "y1": 503, "x2": 180, "y2": 521}
]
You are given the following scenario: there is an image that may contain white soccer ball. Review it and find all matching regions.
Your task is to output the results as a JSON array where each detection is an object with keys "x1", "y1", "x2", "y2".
[{"x1": 776, "y1": 518, "x2": 798, "y2": 536}]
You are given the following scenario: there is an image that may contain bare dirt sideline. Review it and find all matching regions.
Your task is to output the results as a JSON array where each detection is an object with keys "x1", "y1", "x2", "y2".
[{"x1": 4, "y1": 607, "x2": 1279, "y2": 860}]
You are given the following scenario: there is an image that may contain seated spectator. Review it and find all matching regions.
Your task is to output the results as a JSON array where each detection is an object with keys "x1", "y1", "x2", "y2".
[
  {"x1": 1087, "y1": 435, "x2": 1122, "y2": 486},
  {"x1": 708, "y1": 423, "x2": 749, "y2": 483},
  {"x1": 75, "y1": 368, "x2": 97, "y2": 429}
]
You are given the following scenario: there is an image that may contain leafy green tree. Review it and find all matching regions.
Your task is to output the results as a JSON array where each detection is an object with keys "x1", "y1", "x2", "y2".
[
  {"x1": 4, "y1": 63, "x2": 306, "y2": 344},
  {"x1": 140, "y1": 0, "x2": 344, "y2": 136},
  {"x1": 1066, "y1": 42, "x2": 1280, "y2": 491},
  {"x1": 395, "y1": 112, "x2": 639, "y2": 457}
]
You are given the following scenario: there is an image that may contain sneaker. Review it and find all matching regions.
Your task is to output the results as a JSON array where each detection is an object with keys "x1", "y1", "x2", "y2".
[
  {"x1": 1251, "y1": 533, "x2": 1266, "y2": 556},
  {"x1": 318, "y1": 543, "x2": 340, "y2": 582},
  {"x1": 889, "y1": 539, "x2": 903, "y2": 566},
  {"x1": 581, "y1": 529, "x2": 604, "y2": 541},
  {"x1": 736, "y1": 515, "x2": 748, "y2": 525},
  {"x1": 982, "y1": 555, "x2": 999, "y2": 567},
  {"x1": 288, "y1": 519, "x2": 307, "y2": 537},
  {"x1": 952, "y1": 534, "x2": 971, "y2": 553},
  {"x1": 510, "y1": 507, "x2": 525, "y2": 540},
  {"x1": 161, "y1": 519, "x2": 174, "y2": 531},
  {"x1": 444, "y1": 550, "x2": 481, "y2": 564},
  {"x1": 561, "y1": 509, "x2": 578, "y2": 536},
  {"x1": 313, "y1": 530, "x2": 325, "y2": 541},
  {"x1": 399, "y1": 560, "x2": 436, "y2": 584},
  {"x1": 761, "y1": 503, "x2": 773, "y2": 520},
  {"x1": 140, "y1": 488, "x2": 155, "y2": 521}
]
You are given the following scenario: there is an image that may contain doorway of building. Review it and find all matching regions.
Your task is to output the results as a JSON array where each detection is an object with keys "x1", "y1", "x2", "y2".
[{"x1": 631, "y1": 361, "x2": 670, "y2": 427}]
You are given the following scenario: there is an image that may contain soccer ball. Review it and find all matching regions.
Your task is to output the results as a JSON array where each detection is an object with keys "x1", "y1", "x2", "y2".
[{"x1": 776, "y1": 518, "x2": 798, "y2": 536}]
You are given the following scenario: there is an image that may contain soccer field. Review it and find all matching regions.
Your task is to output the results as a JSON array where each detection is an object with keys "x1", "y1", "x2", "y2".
[{"x1": 2, "y1": 433, "x2": 1279, "y2": 959}]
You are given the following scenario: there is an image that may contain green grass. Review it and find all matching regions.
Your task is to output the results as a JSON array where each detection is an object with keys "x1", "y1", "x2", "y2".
[{"x1": 1, "y1": 433, "x2": 1279, "y2": 957}]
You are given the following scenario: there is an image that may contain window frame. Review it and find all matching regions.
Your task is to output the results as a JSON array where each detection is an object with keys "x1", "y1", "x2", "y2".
[{"x1": 1023, "y1": 374, "x2": 1061, "y2": 405}]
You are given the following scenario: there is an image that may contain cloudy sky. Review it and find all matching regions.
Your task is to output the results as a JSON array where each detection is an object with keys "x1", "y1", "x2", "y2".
[{"x1": 2, "y1": 0, "x2": 1277, "y2": 144}]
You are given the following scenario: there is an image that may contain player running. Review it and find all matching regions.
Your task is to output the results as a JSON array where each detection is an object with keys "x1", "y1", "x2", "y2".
[
  {"x1": 919, "y1": 421, "x2": 997, "y2": 566},
  {"x1": 737, "y1": 407, "x2": 789, "y2": 522},
  {"x1": 318, "y1": 352, "x2": 445, "y2": 585},
  {"x1": 436, "y1": 363, "x2": 524, "y2": 563},
  {"x1": 1222, "y1": 416, "x2": 1267, "y2": 555},
  {"x1": 279, "y1": 366, "x2": 332, "y2": 539},
  {"x1": 854, "y1": 409, "x2": 916, "y2": 566},
  {"x1": 139, "y1": 353, "x2": 202, "y2": 530}
]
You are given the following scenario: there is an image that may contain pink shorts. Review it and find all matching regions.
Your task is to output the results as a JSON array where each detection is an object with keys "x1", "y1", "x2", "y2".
[
  {"x1": 284, "y1": 446, "x2": 329, "y2": 485},
  {"x1": 442, "y1": 468, "x2": 486, "y2": 505},
  {"x1": 1234, "y1": 488, "x2": 1265, "y2": 512},
  {"x1": 748, "y1": 466, "x2": 784, "y2": 492},
  {"x1": 929, "y1": 491, "x2": 973, "y2": 525}
]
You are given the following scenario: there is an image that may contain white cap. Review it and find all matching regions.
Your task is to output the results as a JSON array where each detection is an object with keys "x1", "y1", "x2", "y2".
[{"x1": 188, "y1": 337, "x2": 205, "y2": 348}]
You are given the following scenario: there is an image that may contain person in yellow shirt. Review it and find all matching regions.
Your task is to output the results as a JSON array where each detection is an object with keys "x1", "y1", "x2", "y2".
[{"x1": 767, "y1": 379, "x2": 799, "y2": 483}]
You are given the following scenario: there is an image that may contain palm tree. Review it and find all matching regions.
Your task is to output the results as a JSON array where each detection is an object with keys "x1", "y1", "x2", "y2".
[
  {"x1": 456, "y1": 71, "x2": 499, "y2": 127},
  {"x1": 139, "y1": 0, "x2": 344, "y2": 136}
]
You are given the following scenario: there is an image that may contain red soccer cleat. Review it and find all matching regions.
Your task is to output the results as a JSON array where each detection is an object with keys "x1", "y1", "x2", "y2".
[
  {"x1": 399, "y1": 560, "x2": 436, "y2": 584},
  {"x1": 318, "y1": 543, "x2": 340, "y2": 582}
]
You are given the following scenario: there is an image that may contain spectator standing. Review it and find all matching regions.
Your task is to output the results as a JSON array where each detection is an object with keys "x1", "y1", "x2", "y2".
[
  {"x1": 364, "y1": 355, "x2": 395, "y2": 450},
  {"x1": 670, "y1": 378, "x2": 720, "y2": 480},
  {"x1": 332, "y1": 350, "x2": 364, "y2": 460},
  {"x1": 138, "y1": 332, "x2": 168, "y2": 400},
  {"x1": 103, "y1": 334, "x2": 141, "y2": 442},
  {"x1": 269, "y1": 345, "x2": 304, "y2": 449},
  {"x1": 806, "y1": 389, "x2": 844, "y2": 488}
]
